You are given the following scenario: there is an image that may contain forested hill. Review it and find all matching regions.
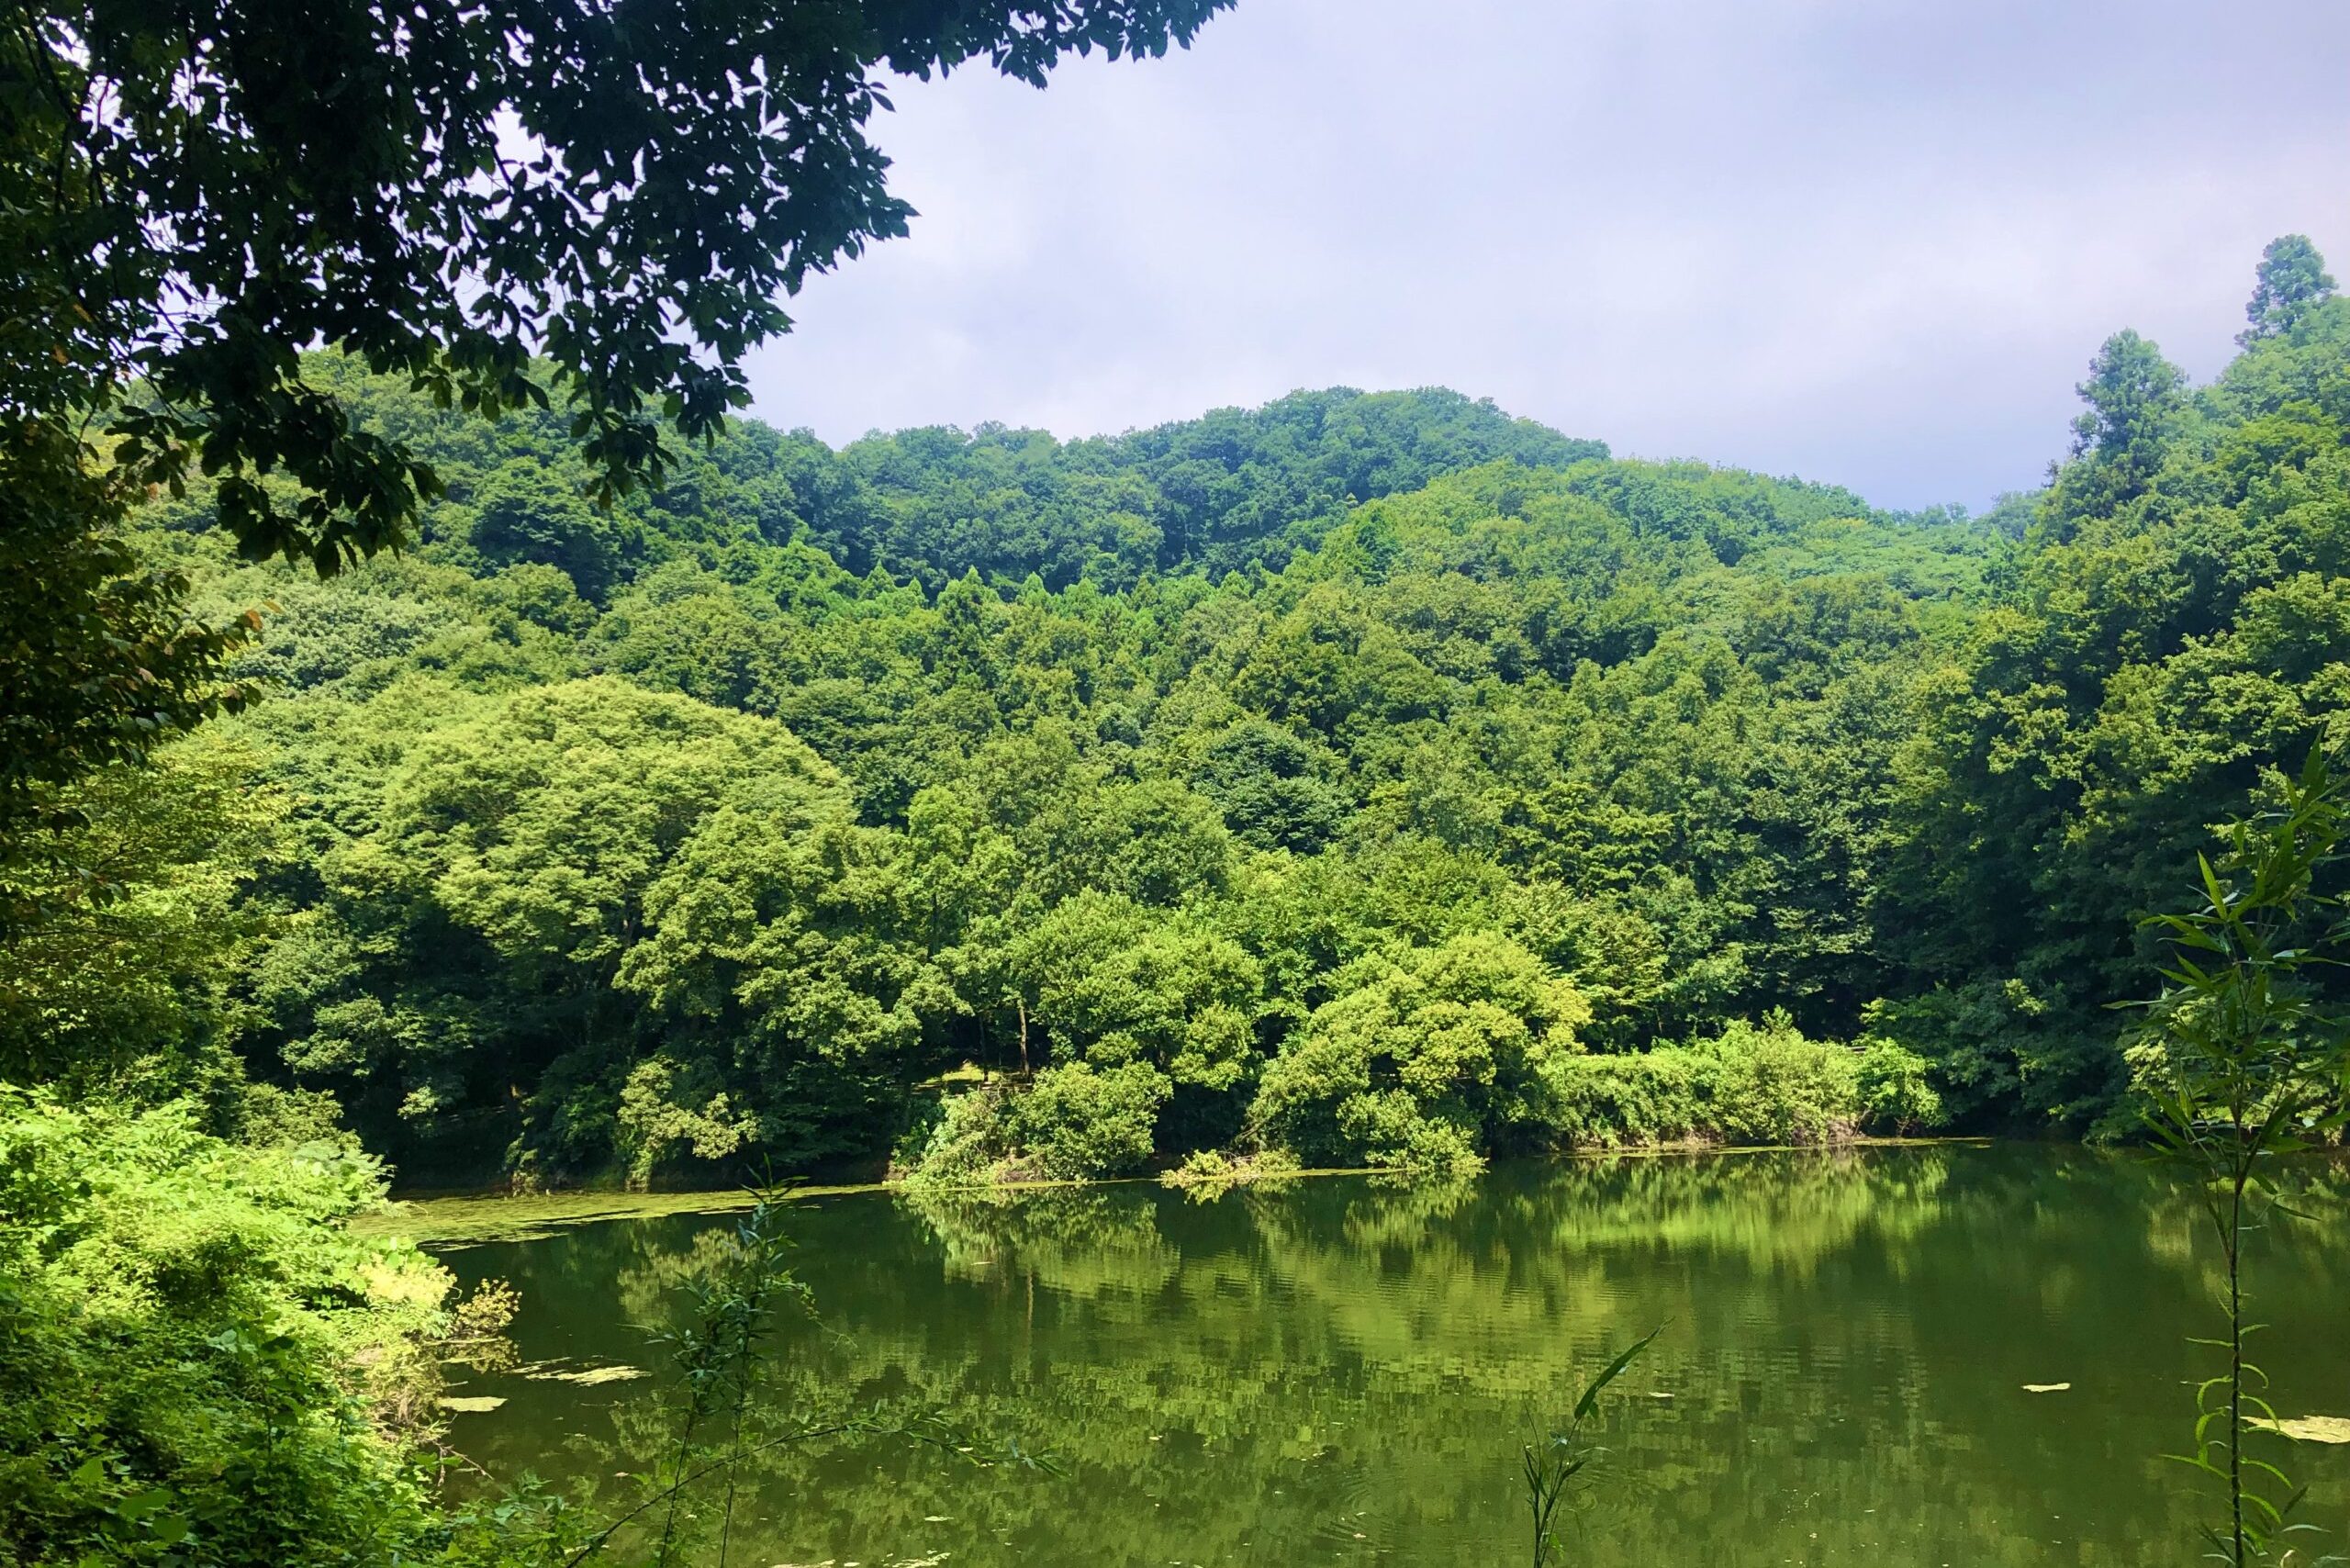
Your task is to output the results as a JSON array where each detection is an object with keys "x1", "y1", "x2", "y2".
[
  {"x1": 282, "y1": 357, "x2": 1702, "y2": 586},
  {"x1": 35, "y1": 250, "x2": 2344, "y2": 1190}
]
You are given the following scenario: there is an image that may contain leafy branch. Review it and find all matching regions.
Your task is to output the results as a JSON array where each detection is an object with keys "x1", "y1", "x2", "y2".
[
  {"x1": 2126, "y1": 751, "x2": 2350, "y2": 1566},
  {"x1": 1523, "y1": 1327, "x2": 1658, "y2": 1568}
]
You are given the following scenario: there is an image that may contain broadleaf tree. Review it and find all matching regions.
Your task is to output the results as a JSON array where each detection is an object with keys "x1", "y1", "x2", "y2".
[{"x1": 0, "y1": 0, "x2": 1234, "y2": 904}]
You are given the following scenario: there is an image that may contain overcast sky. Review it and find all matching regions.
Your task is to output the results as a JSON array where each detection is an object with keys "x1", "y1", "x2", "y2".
[{"x1": 741, "y1": 0, "x2": 2350, "y2": 513}]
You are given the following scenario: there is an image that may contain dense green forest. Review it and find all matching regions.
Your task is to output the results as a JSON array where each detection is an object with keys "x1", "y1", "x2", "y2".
[
  {"x1": 6, "y1": 0, "x2": 2341, "y2": 1556},
  {"x1": 11, "y1": 244, "x2": 2342, "y2": 1190}
]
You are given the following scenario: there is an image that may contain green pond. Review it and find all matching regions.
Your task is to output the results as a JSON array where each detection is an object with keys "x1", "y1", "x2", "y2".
[{"x1": 413, "y1": 1145, "x2": 2350, "y2": 1566}]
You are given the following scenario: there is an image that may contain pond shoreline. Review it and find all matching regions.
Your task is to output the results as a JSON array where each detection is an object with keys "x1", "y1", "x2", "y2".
[{"x1": 364, "y1": 1134, "x2": 1998, "y2": 1246}]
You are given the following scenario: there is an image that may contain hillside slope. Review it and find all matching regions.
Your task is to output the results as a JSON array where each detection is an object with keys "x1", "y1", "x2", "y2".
[{"x1": 62, "y1": 252, "x2": 2344, "y2": 1185}]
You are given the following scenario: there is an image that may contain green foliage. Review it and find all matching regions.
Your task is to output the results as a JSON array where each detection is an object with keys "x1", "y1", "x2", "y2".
[
  {"x1": 0, "y1": 0, "x2": 1233, "y2": 1016},
  {"x1": 0, "y1": 430, "x2": 257, "y2": 927},
  {"x1": 616, "y1": 1056, "x2": 759, "y2": 1192},
  {"x1": 1524, "y1": 1328, "x2": 1657, "y2": 1568},
  {"x1": 2128, "y1": 754, "x2": 2350, "y2": 1566},
  {"x1": 1690, "y1": 1015, "x2": 1869, "y2": 1145},
  {"x1": 9, "y1": 0, "x2": 1236, "y2": 572},
  {"x1": 1546, "y1": 1014, "x2": 1941, "y2": 1150},
  {"x1": 1856, "y1": 980, "x2": 2046, "y2": 1127},
  {"x1": 1194, "y1": 718, "x2": 1351, "y2": 852},
  {"x1": 17, "y1": 237, "x2": 2350, "y2": 1194},
  {"x1": 901, "y1": 1064, "x2": 1171, "y2": 1184},
  {"x1": 1012, "y1": 1061, "x2": 1173, "y2": 1181},
  {"x1": 9, "y1": 180, "x2": 2344, "y2": 1568},
  {"x1": 1013, "y1": 892, "x2": 1263, "y2": 1091},
  {"x1": 1854, "y1": 1039, "x2": 1945, "y2": 1137},
  {"x1": 2240, "y1": 235, "x2": 2337, "y2": 346},
  {"x1": 0, "y1": 1089, "x2": 464, "y2": 1566},
  {"x1": 1253, "y1": 932, "x2": 1589, "y2": 1170},
  {"x1": 467, "y1": 466, "x2": 629, "y2": 604},
  {"x1": 1885, "y1": 257, "x2": 2350, "y2": 1131},
  {"x1": 826, "y1": 388, "x2": 1609, "y2": 584},
  {"x1": 2069, "y1": 329, "x2": 2188, "y2": 472},
  {"x1": 895, "y1": 1083, "x2": 1010, "y2": 1186},
  {"x1": 107, "y1": 349, "x2": 2005, "y2": 1185},
  {"x1": 0, "y1": 738, "x2": 285, "y2": 1096}
]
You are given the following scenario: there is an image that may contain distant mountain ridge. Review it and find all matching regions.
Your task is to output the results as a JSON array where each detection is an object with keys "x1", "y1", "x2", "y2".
[{"x1": 285, "y1": 355, "x2": 1968, "y2": 595}]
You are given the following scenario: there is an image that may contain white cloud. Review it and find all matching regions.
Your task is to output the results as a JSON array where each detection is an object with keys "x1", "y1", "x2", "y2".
[{"x1": 744, "y1": 0, "x2": 2350, "y2": 510}]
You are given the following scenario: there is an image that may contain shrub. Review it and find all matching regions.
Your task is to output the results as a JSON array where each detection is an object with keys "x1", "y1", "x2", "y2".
[
  {"x1": 1158, "y1": 1146, "x2": 1301, "y2": 1196},
  {"x1": 899, "y1": 1061, "x2": 1171, "y2": 1185},
  {"x1": 1857, "y1": 980, "x2": 2043, "y2": 1126},
  {"x1": 1549, "y1": 1049, "x2": 1706, "y2": 1148},
  {"x1": 1701, "y1": 1014, "x2": 1862, "y2": 1145},
  {"x1": 1549, "y1": 1013, "x2": 1933, "y2": 1149},
  {"x1": 1013, "y1": 891, "x2": 1266, "y2": 1097},
  {"x1": 1012, "y1": 1061, "x2": 1170, "y2": 1180},
  {"x1": 0, "y1": 1089, "x2": 468, "y2": 1566},
  {"x1": 615, "y1": 1054, "x2": 757, "y2": 1189},
  {"x1": 1855, "y1": 1039, "x2": 1945, "y2": 1135},
  {"x1": 897, "y1": 1083, "x2": 1020, "y2": 1187},
  {"x1": 1252, "y1": 932, "x2": 1587, "y2": 1170}
]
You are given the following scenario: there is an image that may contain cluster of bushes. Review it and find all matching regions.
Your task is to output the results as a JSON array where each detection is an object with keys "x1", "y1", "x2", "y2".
[
  {"x1": 1550, "y1": 1015, "x2": 1943, "y2": 1151},
  {"x1": 899, "y1": 977, "x2": 1944, "y2": 1183},
  {"x1": 0, "y1": 1089, "x2": 503, "y2": 1564},
  {"x1": 897, "y1": 1061, "x2": 1174, "y2": 1185}
]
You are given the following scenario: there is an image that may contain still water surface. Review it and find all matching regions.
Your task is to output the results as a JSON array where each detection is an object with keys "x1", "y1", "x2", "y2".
[{"x1": 420, "y1": 1146, "x2": 2350, "y2": 1566}]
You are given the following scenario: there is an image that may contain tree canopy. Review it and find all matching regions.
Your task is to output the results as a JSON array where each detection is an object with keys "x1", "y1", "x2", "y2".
[
  {"x1": 0, "y1": 0, "x2": 1233, "y2": 923},
  {"x1": 5, "y1": 0, "x2": 1233, "y2": 567}
]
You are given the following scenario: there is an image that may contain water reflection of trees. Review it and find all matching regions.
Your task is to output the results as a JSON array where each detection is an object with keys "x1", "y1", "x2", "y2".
[
  {"x1": 442, "y1": 1148, "x2": 2350, "y2": 1568},
  {"x1": 896, "y1": 1184, "x2": 1182, "y2": 1299}
]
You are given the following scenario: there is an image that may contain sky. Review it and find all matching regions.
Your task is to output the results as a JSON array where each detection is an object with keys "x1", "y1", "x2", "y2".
[{"x1": 741, "y1": 0, "x2": 2350, "y2": 513}]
